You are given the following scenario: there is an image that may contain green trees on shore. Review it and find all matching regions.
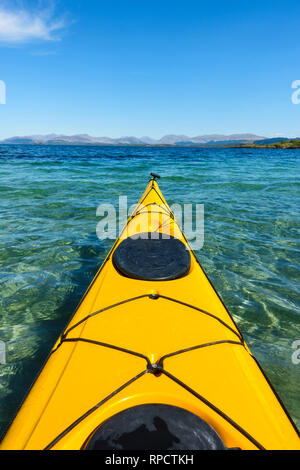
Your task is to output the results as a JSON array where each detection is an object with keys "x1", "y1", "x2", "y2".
[{"x1": 240, "y1": 139, "x2": 300, "y2": 149}]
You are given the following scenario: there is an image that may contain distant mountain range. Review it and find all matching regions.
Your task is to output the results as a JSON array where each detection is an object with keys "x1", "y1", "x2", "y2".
[{"x1": 0, "y1": 133, "x2": 269, "y2": 146}]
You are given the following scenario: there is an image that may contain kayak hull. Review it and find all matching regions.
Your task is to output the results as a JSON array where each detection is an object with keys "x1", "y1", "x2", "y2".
[{"x1": 1, "y1": 178, "x2": 299, "y2": 450}]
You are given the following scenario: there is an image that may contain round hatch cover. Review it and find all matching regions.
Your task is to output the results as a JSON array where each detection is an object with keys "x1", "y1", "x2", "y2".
[
  {"x1": 85, "y1": 404, "x2": 226, "y2": 450},
  {"x1": 112, "y1": 233, "x2": 191, "y2": 281}
]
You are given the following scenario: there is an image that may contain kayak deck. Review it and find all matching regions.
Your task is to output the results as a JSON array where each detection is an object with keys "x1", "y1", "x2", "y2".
[{"x1": 1, "y1": 177, "x2": 299, "y2": 450}]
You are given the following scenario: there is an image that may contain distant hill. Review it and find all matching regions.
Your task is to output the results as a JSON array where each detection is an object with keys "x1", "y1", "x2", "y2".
[
  {"x1": 238, "y1": 138, "x2": 300, "y2": 149},
  {"x1": 0, "y1": 133, "x2": 267, "y2": 146},
  {"x1": 253, "y1": 137, "x2": 300, "y2": 145}
]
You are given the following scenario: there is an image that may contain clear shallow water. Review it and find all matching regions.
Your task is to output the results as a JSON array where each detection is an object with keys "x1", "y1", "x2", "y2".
[{"x1": 0, "y1": 145, "x2": 299, "y2": 436}]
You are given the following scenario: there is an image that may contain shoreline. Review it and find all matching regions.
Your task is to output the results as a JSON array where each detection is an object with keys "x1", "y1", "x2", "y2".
[{"x1": 0, "y1": 142, "x2": 300, "y2": 149}]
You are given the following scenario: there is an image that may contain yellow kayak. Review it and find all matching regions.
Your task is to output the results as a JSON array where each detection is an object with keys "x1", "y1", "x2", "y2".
[{"x1": 1, "y1": 174, "x2": 299, "y2": 450}]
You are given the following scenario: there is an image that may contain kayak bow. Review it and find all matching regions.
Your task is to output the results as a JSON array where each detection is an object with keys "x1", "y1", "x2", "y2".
[{"x1": 1, "y1": 175, "x2": 299, "y2": 450}]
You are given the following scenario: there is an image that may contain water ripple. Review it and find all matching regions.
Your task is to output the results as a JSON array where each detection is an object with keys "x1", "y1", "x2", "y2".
[{"x1": 0, "y1": 144, "x2": 299, "y2": 435}]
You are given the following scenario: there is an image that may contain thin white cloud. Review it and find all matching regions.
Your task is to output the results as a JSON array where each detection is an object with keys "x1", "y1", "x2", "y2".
[{"x1": 0, "y1": 4, "x2": 66, "y2": 43}]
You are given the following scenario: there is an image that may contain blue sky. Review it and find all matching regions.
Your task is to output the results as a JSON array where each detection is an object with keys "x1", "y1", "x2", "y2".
[{"x1": 0, "y1": 0, "x2": 300, "y2": 139}]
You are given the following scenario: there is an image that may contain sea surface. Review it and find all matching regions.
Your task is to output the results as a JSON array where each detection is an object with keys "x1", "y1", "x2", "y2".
[{"x1": 0, "y1": 145, "x2": 299, "y2": 438}]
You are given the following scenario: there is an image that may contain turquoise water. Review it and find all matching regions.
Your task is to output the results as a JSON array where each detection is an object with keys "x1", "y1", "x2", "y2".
[{"x1": 0, "y1": 145, "x2": 299, "y2": 437}]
